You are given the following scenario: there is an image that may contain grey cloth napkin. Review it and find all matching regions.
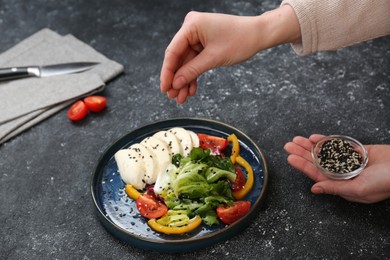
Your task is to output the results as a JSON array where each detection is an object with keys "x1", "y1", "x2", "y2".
[{"x1": 0, "y1": 28, "x2": 124, "y2": 144}]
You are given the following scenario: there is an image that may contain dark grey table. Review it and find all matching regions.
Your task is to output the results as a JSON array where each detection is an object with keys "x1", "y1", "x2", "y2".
[{"x1": 1, "y1": 1, "x2": 389, "y2": 259}]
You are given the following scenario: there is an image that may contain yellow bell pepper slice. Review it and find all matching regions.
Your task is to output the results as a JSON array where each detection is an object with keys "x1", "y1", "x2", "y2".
[
  {"x1": 148, "y1": 215, "x2": 202, "y2": 235},
  {"x1": 232, "y1": 156, "x2": 254, "y2": 200},
  {"x1": 125, "y1": 184, "x2": 141, "y2": 200},
  {"x1": 228, "y1": 134, "x2": 240, "y2": 164}
]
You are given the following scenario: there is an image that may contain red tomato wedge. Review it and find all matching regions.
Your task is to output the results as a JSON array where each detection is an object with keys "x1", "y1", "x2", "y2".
[
  {"x1": 67, "y1": 100, "x2": 88, "y2": 121},
  {"x1": 197, "y1": 134, "x2": 229, "y2": 153},
  {"x1": 216, "y1": 201, "x2": 251, "y2": 224},
  {"x1": 136, "y1": 194, "x2": 168, "y2": 219},
  {"x1": 84, "y1": 96, "x2": 107, "y2": 112},
  {"x1": 230, "y1": 166, "x2": 246, "y2": 191}
]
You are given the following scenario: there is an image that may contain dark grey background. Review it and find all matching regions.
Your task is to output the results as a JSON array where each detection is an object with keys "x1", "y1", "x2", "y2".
[{"x1": 1, "y1": 0, "x2": 389, "y2": 259}]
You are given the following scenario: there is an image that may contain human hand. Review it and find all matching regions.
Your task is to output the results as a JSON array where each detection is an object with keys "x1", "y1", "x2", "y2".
[
  {"x1": 284, "y1": 134, "x2": 390, "y2": 203},
  {"x1": 160, "y1": 6, "x2": 301, "y2": 104},
  {"x1": 160, "y1": 12, "x2": 263, "y2": 104}
]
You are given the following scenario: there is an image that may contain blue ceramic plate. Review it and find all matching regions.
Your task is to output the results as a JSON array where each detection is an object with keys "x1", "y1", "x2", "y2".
[{"x1": 91, "y1": 118, "x2": 268, "y2": 252}]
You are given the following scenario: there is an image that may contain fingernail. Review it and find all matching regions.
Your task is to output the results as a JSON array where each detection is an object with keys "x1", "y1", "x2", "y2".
[
  {"x1": 160, "y1": 83, "x2": 166, "y2": 93},
  {"x1": 312, "y1": 186, "x2": 324, "y2": 194},
  {"x1": 173, "y1": 76, "x2": 187, "y2": 89}
]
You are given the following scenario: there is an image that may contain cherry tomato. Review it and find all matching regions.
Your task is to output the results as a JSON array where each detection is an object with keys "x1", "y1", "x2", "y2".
[
  {"x1": 230, "y1": 166, "x2": 246, "y2": 191},
  {"x1": 84, "y1": 96, "x2": 107, "y2": 112},
  {"x1": 216, "y1": 201, "x2": 251, "y2": 224},
  {"x1": 67, "y1": 100, "x2": 88, "y2": 121},
  {"x1": 136, "y1": 194, "x2": 168, "y2": 219},
  {"x1": 197, "y1": 134, "x2": 229, "y2": 153}
]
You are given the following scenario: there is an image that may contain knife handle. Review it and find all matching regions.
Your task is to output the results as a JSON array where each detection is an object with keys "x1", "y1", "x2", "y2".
[{"x1": 0, "y1": 67, "x2": 33, "y2": 81}]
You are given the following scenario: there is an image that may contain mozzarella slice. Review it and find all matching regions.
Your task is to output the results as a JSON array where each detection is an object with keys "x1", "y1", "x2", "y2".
[
  {"x1": 168, "y1": 127, "x2": 193, "y2": 156},
  {"x1": 141, "y1": 136, "x2": 172, "y2": 179},
  {"x1": 153, "y1": 163, "x2": 178, "y2": 196},
  {"x1": 114, "y1": 149, "x2": 146, "y2": 190},
  {"x1": 188, "y1": 130, "x2": 200, "y2": 148},
  {"x1": 153, "y1": 130, "x2": 182, "y2": 156},
  {"x1": 129, "y1": 143, "x2": 157, "y2": 185},
  {"x1": 115, "y1": 127, "x2": 202, "y2": 190}
]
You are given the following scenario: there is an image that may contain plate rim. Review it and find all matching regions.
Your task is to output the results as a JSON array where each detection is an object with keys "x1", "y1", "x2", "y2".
[{"x1": 91, "y1": 117, "x2": 269, "y2": 252}]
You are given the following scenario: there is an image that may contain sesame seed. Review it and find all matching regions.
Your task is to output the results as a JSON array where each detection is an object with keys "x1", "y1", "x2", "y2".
[{"x1": 318, "y1": 138, "x2": 362, "y2": 174}]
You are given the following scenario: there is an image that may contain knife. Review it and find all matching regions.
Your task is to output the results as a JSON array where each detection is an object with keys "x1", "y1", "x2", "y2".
[{"x1": 0, "y1": 62, "x2": 99, "y2": 81}]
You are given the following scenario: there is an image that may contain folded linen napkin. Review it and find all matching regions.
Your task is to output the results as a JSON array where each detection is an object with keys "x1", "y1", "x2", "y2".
[{"x1": 0, "y1": 28, "x2": 123, "y2": 144}]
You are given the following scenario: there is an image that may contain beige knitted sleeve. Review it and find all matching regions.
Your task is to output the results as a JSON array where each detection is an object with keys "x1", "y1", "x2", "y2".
[{"x1": 281, "y1": 0, "x2": 390, "y2": 55}]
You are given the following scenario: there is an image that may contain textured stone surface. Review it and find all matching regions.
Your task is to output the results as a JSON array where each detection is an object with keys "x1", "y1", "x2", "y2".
[{"x1": 0, "y1": 0, "x2": 389, "y2": 259}]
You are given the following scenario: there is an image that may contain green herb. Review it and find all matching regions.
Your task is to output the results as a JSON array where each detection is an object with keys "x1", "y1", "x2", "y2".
[
  {"x1": 171, "y1": 154, "x2": 182, "y2": 167},
  {"x1": 189, "y1": 147, "x2": 235, "y2": 172}
]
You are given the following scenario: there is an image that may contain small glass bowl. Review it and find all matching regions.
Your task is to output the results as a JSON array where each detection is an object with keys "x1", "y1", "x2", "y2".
[{"x1": 311, "y1": 135, "x2": 369, "y2": 180}]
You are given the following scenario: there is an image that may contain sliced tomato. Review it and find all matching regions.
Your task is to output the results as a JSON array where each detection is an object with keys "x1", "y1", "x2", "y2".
[
  {"x1": 216, "y1": 201, "x2": 251, "y2": 224},
  {"x1": 198, "y1": 134, "x2": 229, "y2": 153},
  {"x1": 145, "y1": 185, "x2": 165, "y2": 202},
  {"x1": 67, "y1": 100, "x2": 88, "y2": 121},
  {"x1": 230, "y1": 166, "x2": 246, "y2": 191},
  {"x1": 136, "y1": 194, "x2": 168, "y2": 219},
  {"x1": 84, "y1": 96, "x2": 107, "y2": 112}
]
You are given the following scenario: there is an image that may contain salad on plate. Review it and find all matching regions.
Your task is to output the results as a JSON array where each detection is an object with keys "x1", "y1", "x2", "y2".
[{"x1": 114, "y1": 127, "x2": 254, "y2": 235}]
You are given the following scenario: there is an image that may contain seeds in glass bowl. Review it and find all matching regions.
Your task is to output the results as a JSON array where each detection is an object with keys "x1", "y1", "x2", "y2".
[{"x1": 318, "y1": 138, "x2": 363, "y2": 174}]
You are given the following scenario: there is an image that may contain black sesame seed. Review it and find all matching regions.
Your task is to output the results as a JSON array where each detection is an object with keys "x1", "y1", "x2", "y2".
[{"x1": 318, "y1": 138, "x2": 362, "y2": 174}]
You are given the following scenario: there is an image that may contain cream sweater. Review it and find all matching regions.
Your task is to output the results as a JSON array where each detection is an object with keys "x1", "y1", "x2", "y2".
[{"x1": 281, "y1": 0, "x2": 390, "y2": 55}]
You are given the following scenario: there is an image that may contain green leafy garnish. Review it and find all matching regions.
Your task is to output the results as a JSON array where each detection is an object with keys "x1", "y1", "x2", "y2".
[{"x1": 158, "y1": 149, "x2": 237, "y2": 226}]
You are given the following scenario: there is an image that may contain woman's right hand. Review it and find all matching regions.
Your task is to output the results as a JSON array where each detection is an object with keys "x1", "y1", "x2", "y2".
[{"x1": 160, "y1": 5, "x2": 301, "y2": 104}]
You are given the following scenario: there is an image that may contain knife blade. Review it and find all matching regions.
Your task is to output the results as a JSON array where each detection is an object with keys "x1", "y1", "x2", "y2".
[{"x1": 0, "y1": 62, "x2": 99, "y2": 81}]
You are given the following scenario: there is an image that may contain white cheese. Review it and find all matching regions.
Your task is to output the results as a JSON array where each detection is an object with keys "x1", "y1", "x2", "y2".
[
  {"x1": 153, "y1": 131, "x2": 182, "y2": 156},
  {"x1": 141, "y1": 136, "x2": 172, "y2": 179},
  {"x1": 153, "y1": 163, "x2": 178, "y2": 196},
  {"x1": 114, "y1": 149, "x2": 146, "y2": 190},
  {"x1": 188, "y1": 130, "x2": 200, "y2": 148},
  {"x1": 114, "y1": 127, "x2": 203, "y2": 191},
  {"x1": 168, "y1": 127, "x2": 193, "y2": 157},
  {"x1": 129, "y1": 143, "x2": 157, "y2": 185}
]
